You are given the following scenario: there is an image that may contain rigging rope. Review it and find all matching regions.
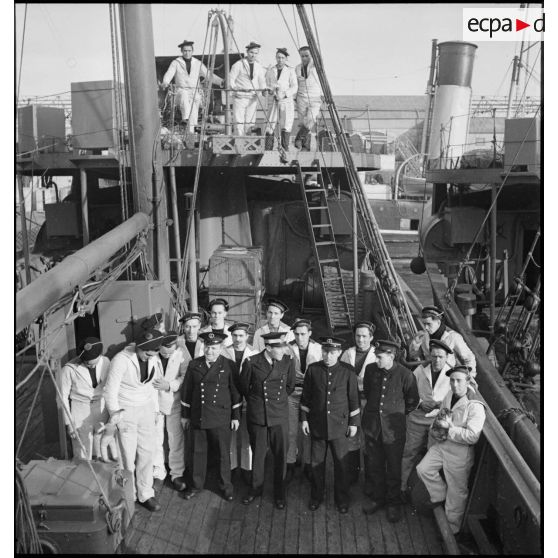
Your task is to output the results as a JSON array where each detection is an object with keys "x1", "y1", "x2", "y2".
[{"x1": 16, "y1": 4, "x2": 28, "y2": 106}]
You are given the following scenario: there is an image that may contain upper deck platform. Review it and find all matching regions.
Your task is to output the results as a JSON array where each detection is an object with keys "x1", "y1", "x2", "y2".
[{"x1": 16, "y1": 142, "x2": 382, "y2": 176}]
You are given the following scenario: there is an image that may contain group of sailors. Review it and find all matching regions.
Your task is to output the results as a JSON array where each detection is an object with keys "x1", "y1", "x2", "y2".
[
  {"x1": 58, "y1": 299, "x2": 485, "y2": 535},
  {"x1": 161, "y1": 39, "x2": 322, "y2": 151}
]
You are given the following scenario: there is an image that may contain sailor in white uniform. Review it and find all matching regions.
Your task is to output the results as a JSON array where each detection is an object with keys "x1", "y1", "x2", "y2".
[
  {"x1": 177, "y1": 311, "x2": 205, "y2": 364},
  {"x1": 152, "y1": 331, "x2": 188, "y2": 491},
  {"x1": 417, "y1": 365, "x2": 486, "y2": 534},
  {"x1": 265, "y1": 48, "x2": 298, "y2": 150},
  {"x1": 408, "y1": 306, "x2": 476, "y2": 375},
  {"x1": 58, "y1": 337, "x2": 111, "y2": 460},
  {"x1": 200, "y1": 298, "x2": 233, "y2": 345},
  {"x1": 286, "y1": 318, "x2": 322, "y2": 481},
  {"x1": 230, "y1": 41, "x2": 268, "y2": 136},
  {"x1": 221, "y1": 322, "x2": 257, "y2": 481},
  {"x1": 294, "y1": 46, "x2": 323, "y2": 150},
  {"x1": 252, "y1": 298, "x2": 294, "y2": 352},
  {"x1": 162, "y1": 40, "x2": 224, "y2": 132},
  {"x1": 103, "y1": 329, "x2": 165, "y2": 512}
]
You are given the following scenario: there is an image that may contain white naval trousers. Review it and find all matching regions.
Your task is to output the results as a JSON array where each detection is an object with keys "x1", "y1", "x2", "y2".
[
  {"x1": 266, "y1": 98, "x2": 295, "y2": 134},
  {"x1": 230, "y1": 405, "x2": 252, "y2": 470},
  {"x1": 296, "y1": 96, "x2": 322, "y2": 131},
  {"x1": 233, "y1": 95, "x2": 259, "y2": 136},
  {"x1": 153, "y1": 406, "x2": 185, "y2": 481},
  {"x1": 416, "y1": 441, "x2": 475, "y2": 533},
  {"x1": 176, "y1": 88, "x2": 201, "y2": 132},
  {"x1": 117, "y1": 403, "x2": 157, "y2": 503},
  {"x1": 69, "y1": 399, "x2": 108, "y2": 460}
]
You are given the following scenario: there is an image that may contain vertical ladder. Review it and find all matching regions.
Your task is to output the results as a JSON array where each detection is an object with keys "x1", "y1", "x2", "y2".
[{"x1": 295, "y1": 160, "x2": 352, "y2": 332}]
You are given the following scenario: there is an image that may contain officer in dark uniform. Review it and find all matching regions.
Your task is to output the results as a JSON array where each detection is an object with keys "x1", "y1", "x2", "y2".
[
  {"x1": 238, "y1": 332, "x2": 296, "y2": 509},
  {"x1": 361, "y1": 340, "x2": 419, "y2": 523},
  {"x1": 180, "y1": 331, "x2": 242, "y2": 501},
  {"x1": 300, "y1": 337, "x2": 360, "y2": 514}
]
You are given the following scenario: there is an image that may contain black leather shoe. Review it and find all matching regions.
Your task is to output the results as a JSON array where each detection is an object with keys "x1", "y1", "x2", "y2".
[
  {"x1": 337, "y1": 505, "x2": 349, "y2": 514},
  {"x1": 275, "y1": 499, "x2": 286, "y2": 510},
  {"x1": 242, "y1": 491, "x2": 262, "y2": 505},
  {"x1": 309, "y1": 500, "x2": 321, "y2": 511},
  {"x1": 172, "y1": 477, "x2": 187, "y2": 492},
  {"x1": 183, "y1": 489, "x2": 200, "y2": 500},
  {"x1": 223, "y1": 491, "x2": 234, "y2": 502},
  {"x1": 386, "y1": 505, "x2": 401, "y2": 523},
  {"x1": 362, "y1": 500, "x2": 384, "y2": 515},
  {"x1": 140, "y1": 497, "x2": 161, "y2": 512},
  {"x1": 424, "y1": 499, "x2": 445, "y2": 509}
]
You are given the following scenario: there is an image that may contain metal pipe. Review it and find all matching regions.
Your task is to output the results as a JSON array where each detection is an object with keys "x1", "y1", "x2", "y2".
[
  {"x1": 119, "y1": 4, "x2": 169, "y2": 284},
  {"x1": 80, "y1": 168, "x2": 90, "y2": 245},
  {"x1": 188, "y1": 217, "x2": 198, "y2": 312},
  {"x1": 168, "y1": 166, "x2": 183, "y2": 281},
  {"x1": 17, "y1": 174, "x2": 32, "y2": 285},
  {"x1": 214, "y1": 11, "x2": 232, "y2": 135},
  {"x1": 16, "y1": 212, "x2": 150, "y2": 333},
  {"x1": 352, "y1": 190, "x2": 358, "y2": 321},
  {"x1": 420, "y1": 38, "x2": 438, "y2": 157},
  {"x1": 489, "y1": 183, "x2": 497, "y2": 328},
  {"x1": 506, "y1": 56, "x2": 519, "y2": 119}
]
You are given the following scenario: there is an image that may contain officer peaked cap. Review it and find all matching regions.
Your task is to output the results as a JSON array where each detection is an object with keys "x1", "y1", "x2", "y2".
[
  {"x1": 136, "y1": 329, "x2": 164, "y2": 351},
  {"x1": 229, "y1": 322, "x2": 250, "y2": 333},
  {"x1": 262, "y1": 332, "x2": 288, "y2": 346},
  {"x1": 319, "y1": 336, "x2": 344, "y2": 350},
  {"x1": 162, "y1": 331, "x2": 178, "y2": 347},
  {"x1": 422, "y1": 306, "x2": 444, "y2": 319},
  {"x1": 199, "y1": 331, "x2": 227, "y2": 345},
  {"x1": 178, "y1": 40, "x2": 194, "y2": 48},
  {"x1": 276, "y1": 47, "x2": 289, "y2": 57},
  {"x1": 429, "y1": 339, "x2": 453, "y2": 354},
  {"x1": 267, "y1": 298, "x2": 288, "y2": 313},
  {"x1": 209, "y1": 298, "x2": 229, "y2": 311},
  {"x1": 79, "y1": 337, "x2": 103, "y2": 361},
  {"x1": 245, "y1": 41, "x2": 261, "y2": 50},
  {"x1": 446, "y1": 365, "x2": 472, "y2": 377},
  {"x1": 374, "y1": 339, "x2": 400, "y2": 354}
]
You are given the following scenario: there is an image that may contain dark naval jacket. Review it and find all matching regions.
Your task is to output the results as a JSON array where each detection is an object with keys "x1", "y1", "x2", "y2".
[
  {"x1": 362, "y1": 361, "x2": 419, "y2": 443},
  {"x1": 181, "y1": 355, "x2": 242, "y2": 429},
  {"x1": 300, "y1": 361, "x2": 361, "y2": 441},
  {"x1": 238, "y1": 350, "x2": 296, "y2": 427}
]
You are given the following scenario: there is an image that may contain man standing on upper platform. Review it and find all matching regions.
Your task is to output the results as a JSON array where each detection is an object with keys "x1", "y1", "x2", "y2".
[
  {"x1": 162, "y1": 40, "x2": 224, "y2": 133},
  {"x1": 230, "y1": 41, "x2": 268, "y2": 136},
  {"x1": 265, "y1": 48, "x2": 298, "y2": 151},
  {"x1": 294, "y1": 46, "x2": 323, "y2": 151}
]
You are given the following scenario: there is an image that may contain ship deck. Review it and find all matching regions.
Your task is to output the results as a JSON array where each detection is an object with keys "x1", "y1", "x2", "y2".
[{"x1": 121, "y1": 456, "x2": 444, "y2": 555}]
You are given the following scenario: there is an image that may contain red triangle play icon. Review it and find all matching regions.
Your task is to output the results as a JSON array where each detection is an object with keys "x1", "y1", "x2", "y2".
[{"x1": 516, "y1": 19, "x2": 530, "y2": 31}]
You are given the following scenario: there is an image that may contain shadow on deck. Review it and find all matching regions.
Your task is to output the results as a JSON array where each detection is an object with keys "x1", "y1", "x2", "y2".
[{"x1": 121, "y1": 454, "x2": 444, "y2": 555}]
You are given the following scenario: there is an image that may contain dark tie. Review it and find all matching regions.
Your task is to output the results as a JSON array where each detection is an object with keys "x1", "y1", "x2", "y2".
[
  {"x1": 249, "y1": 62, "x2": 254, "y2": 80},
  {"x1": 87, "y1": 366, "x2": 98, "y2": 388}
]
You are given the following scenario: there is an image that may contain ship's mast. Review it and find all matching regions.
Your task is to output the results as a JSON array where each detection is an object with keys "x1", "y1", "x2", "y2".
[{"x1": 119, "y1": 4, "x2": 170, "y2": 284}]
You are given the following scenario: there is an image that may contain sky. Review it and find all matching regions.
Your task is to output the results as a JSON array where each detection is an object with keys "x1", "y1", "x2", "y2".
[{"x1": 14, "y1": 3, "x2": 542, "y2": 100}]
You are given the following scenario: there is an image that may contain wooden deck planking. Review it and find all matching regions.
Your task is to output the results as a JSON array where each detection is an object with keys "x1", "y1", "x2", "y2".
[{"x1": 122, "y1": 454, "x2": 444, "y2": 555}]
